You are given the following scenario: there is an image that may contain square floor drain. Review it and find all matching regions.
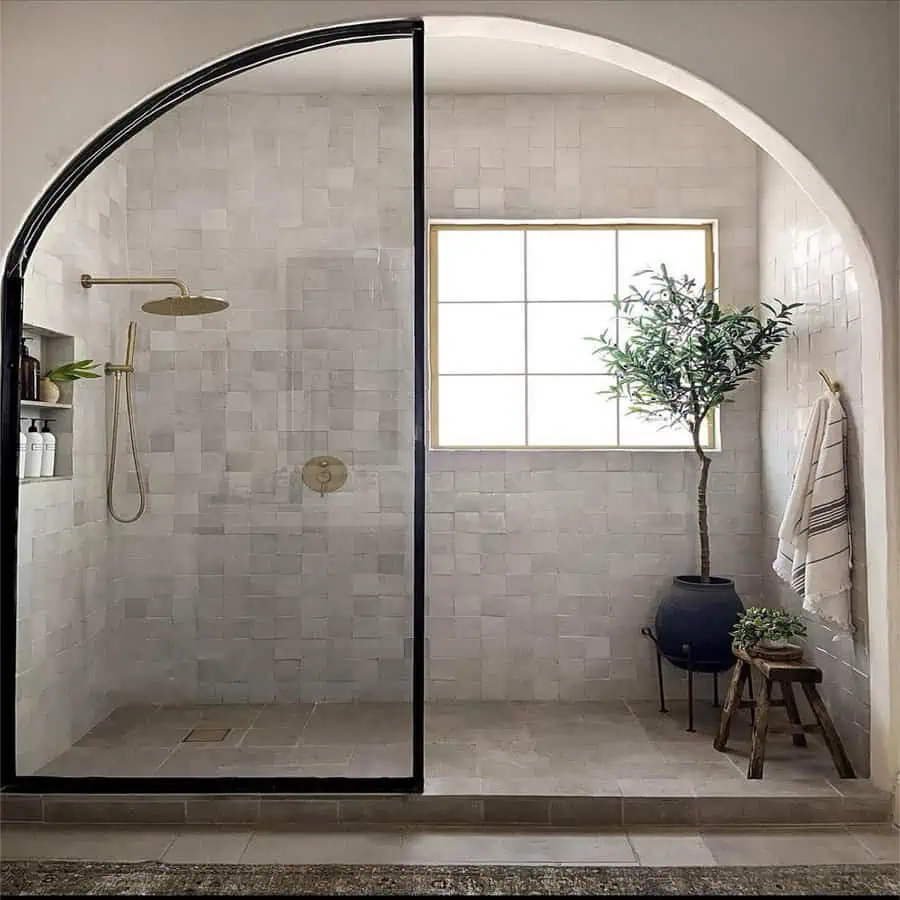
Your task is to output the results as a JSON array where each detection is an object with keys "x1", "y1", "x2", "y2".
[{"x1": 183, "y1": 727, "x2": 231, "y2": 743}]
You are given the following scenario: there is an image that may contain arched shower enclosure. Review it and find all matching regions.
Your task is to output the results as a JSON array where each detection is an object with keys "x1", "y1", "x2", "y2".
[
  {"x1": 1, "y1": 19, "x2": 426, "y2": 792},
  {"x1": 1, "y1": 12, "x2": 894, "y2": 798}
]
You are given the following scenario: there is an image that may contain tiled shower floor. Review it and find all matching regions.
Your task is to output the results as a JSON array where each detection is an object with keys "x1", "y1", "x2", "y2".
[{"x1": 32, "y1": 700, "x2": 855, "y2": 796}]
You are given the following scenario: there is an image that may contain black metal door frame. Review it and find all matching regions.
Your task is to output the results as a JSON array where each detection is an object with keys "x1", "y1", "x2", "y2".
[{"x1": 0, "y1": 18, "x2": 427, "y2": 795}]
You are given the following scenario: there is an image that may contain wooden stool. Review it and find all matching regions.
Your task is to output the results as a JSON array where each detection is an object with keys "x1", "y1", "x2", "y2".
[{"x1": 713, "y1": 648, "x2": 855, "y2": 780}]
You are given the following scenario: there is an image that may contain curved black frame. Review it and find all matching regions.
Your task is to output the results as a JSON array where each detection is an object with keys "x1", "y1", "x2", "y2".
[{"x1": 1, "y1": 18, "x2": 427, "y2": 794}]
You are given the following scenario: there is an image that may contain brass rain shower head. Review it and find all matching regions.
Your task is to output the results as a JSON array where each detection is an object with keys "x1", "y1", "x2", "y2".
[{"x1": 80, "y1": 273, "x2": 229, "y2": 316}]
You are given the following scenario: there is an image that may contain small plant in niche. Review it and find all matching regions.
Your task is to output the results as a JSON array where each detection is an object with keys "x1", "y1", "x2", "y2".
[
  {"x1": 731, "y1": 606, "x2": 807, "y2": 652},
  {"x1": 39, "y1": 359, "x2": 101, "y2": 403},
  {"x1": 44, "y1": 359, "x2": 102, "y2": 383}
]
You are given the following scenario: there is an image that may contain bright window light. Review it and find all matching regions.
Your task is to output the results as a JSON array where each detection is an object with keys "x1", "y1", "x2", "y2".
[{"x1": 430, "y1": 223, "x2": 716, "y2": 449}]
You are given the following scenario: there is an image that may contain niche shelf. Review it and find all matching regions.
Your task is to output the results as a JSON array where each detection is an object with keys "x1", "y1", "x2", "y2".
[
  {"x1": 20, "y1": 399, "x2": 73, "y2": 410},
  {"x1": 20, "y1": 324, "x2": 77, "y2": 479}
]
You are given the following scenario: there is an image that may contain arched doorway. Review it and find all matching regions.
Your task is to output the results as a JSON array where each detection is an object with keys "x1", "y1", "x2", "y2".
[{"x1": 1, "y1": 13, "x2": 894, "y2": 799}]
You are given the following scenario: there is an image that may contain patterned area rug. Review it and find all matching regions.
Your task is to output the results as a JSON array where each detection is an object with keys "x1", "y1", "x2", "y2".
[{"x1": 1, "y1": 861, "x2": 898, "y2": 895}]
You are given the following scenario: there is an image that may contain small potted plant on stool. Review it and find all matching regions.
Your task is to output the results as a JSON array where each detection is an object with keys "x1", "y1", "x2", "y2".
[{"x1": 731, "y1": 606, "x2": 808, "y2": 660}]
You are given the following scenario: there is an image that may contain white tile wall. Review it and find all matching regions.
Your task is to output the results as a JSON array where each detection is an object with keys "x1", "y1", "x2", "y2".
[
  {"x1": 111, "y1": 93, "x2": 415, "y2": 705},
  {"x1": 16, "y1": 157, "x2": 127, "y2": 773},
  {"x1": 758, "y1": 151, "x2": 869, "y2": 774},
  {"x1": 426, "y1": 94, "x2": 761, "y2": 700},
  {"x1": 16, "y1": 90, "x2": 766, "y2": 727}
]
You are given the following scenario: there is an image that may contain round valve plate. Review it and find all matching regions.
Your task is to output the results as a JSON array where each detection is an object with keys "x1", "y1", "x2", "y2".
[{"x1": 301, "y1": 455, "x2": 348, "y2": 495}]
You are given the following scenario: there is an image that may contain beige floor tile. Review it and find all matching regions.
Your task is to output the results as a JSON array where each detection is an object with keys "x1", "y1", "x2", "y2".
[
  {"x1": 24, "y1": 700, "x2": 849, "y2": 801},
  {"x1": 628, "y1": 829, "x2": 717, "y2": 866},
  {"x1": 240, "y1": 728, "x2": 302, "y2": 748},
  {"x1": 163, "y1": 829, "x2": 253, "y2": 863},
  {"x1": 119, "y1": 725, "x2": 193, "y2": 749},
  {"x1": 425, "y1": 776, "x2": 484, "y2": 794},
  {"x1": 618, "y1": 778, "x2": 693, "y2": 797},
  {"x1": 252, "y1": 704, "x2": 315, "y2": 728},
  {"x1": 279, "y1": 745, "x2": 356, "y2": 766},
  {"x1": 36, "y1": 748, "x2": 172, "y2": 777},
  {"x1": 346, "y1": 744, "x2": 412, "y2": 777},
  {"x1": 240, "y1": 830, "x2": 407, "y2": 864},
  {"x1": 152, "y1": 706, "x2": 206, "y2": 726},
  {"x1": 847, "y1": 825, "x2": 900, "y2": 863},
  {"x1": 400, "y1": 829, "x2": 637, "y2": 864},
  {"x1": 701, "y1": 826, "x2": 873, "y2": 866},
  {"x1": 197, "y1": 705, "x2": 265, "y2": 728},
  {"x1": 0, "y1": 826, "x2": 176, "y2": 861},
  {"x1": 690, "y1": 776, "x2": 841, "y2": 797}
]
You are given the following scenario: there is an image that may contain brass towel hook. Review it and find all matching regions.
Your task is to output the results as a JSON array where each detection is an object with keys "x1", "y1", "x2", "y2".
[{"x1": 818, "y1": 369, "x2": 839, "y2": 393}]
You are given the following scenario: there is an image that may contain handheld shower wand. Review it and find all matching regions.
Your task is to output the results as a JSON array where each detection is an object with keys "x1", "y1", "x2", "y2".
[{"x1": 106, "y1": 321, "x2": 146, "y2": 524}]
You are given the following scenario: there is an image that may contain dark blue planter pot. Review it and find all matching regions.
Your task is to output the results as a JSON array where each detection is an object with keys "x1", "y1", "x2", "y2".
[{"x1": 655, "y1": 575, "x2": 744, "y2": 673}]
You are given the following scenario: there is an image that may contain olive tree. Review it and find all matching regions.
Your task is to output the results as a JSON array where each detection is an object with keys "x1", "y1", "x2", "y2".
[{"x1": 588, "y1": 265, "x2": 798, "y2": 582}]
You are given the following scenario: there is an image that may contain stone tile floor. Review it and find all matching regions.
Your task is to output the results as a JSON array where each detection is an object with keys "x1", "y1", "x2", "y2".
[
  {"x1": 0, "y1": 823, "x2": 896, "y2": 866},
  {"x1": 31, "y1": 699, "x2": 863, "y2": 798}
]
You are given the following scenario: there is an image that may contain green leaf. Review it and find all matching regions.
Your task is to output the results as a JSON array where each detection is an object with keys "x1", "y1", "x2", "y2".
[{"x1": 46, "y1": 359, "x2": 102, "y2": 383}]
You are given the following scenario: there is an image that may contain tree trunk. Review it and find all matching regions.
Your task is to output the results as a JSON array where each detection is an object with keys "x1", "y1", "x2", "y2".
[{"x1": 692, "y1": 424, "x2": 712, "y2": 582}]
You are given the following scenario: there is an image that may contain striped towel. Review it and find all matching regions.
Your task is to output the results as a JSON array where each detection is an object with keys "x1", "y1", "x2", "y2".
[{"x1": 773, "y1": 391, "x2": 854, "y2": 633}]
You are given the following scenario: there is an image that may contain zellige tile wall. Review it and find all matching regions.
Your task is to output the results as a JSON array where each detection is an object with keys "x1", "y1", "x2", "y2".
[
  {"x1": 758, "y1": 151, "x2": 869, "y2": 774},
  {"x1": 426, "y1": 94, "x2": 761, "y2": 701},
  {"x1": 16, "y1": 157, "x2": 127, "y2": 774},
  {"x1": 17, "y1": 90, "x2": 766, "y2": 723},
  {"x1": 116, "y1": 91, "x2": 760, "y2": 705},
  {"x1": 111, "y1": 93, "x2": 415, "y2": 705}
]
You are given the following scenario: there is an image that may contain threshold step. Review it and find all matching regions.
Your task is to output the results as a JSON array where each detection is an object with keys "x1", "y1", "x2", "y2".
[{"x1": 0, "y1": 786, "x2": 890, "y2": 828}]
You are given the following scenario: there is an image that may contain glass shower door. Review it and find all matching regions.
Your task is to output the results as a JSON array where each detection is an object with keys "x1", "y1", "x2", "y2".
[{"x1": 8, "y1": 23, "x2": 424, "y2": 791}]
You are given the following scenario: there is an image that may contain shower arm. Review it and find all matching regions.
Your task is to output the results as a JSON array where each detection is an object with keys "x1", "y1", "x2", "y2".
[
  {"x1": 81, "y1": 273, "x2": 191, "y2": 298},
  {"x1": 81, "y1": 273, "x2": 188, "y2": 373}
]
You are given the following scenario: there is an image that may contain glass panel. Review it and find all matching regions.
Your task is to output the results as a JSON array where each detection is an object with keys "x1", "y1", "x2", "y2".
[
  {"x1": 527, "y1": 375, "x2": 617, "y2": 446},
  {"x1": 617, "y1": 227, "x2": 708, "y2": 298},
  {"x1": 15, "y1": 35, "x2": 417, "y2": 780},
  {"x1": 528, "y1": 302, "x2": 616, "y2": 374},
  {"x1": 438, "y1": 303, "x2": 525, "y2": 374},
  {"x1": 438, "y1": 375, "x2": 525, "y2": 446},
  {"x1": 526, "y1": 229, "x2": 616, "y2": 301},
  {"x1": 437, "y1": 229, "x2": 524, "y2": 302},
  {"x1": 618, "y1": 407, "x2": 694, "y2": 447}
]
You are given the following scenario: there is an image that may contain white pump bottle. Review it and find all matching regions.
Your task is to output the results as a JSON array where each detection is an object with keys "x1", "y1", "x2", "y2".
[
  {"x1": 24, "y1": 419, "x2": 44, "y2": 478},
  {"x1": 40, "y1": 420, "x2": 56, "y2": 477}
]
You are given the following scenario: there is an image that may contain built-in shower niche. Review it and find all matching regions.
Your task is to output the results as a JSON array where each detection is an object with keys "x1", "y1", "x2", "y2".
[{"x1": 20, "y1": 324, "x2": 77, "y2": 480}]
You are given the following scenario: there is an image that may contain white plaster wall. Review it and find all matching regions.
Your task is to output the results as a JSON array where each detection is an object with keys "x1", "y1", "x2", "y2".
[
  {"x1": 0, "y1": 1, "x2": 895, "y2": 324},
  {"x1": 758, "y1": 151, "x2": 870, "y2": 775}
]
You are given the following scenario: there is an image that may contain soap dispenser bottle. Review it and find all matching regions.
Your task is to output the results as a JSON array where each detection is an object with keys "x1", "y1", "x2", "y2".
[
  {"x1": 18, "y1": 420, "x2": 27, "y2": 479},
  {"x1": 24, "y1": 419, "x2": 44, "y2": 478},
  {"x1": 20, "y1": 338, "x2": 39, "y2": 401},
  {"x1": 40, "y1": 420, "x2": 56, "y2": 477}
]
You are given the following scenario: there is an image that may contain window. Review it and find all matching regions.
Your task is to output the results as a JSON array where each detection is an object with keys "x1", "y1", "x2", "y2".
[{"x1": 428, "y1": 222, "x2": 716, "y2": 449}]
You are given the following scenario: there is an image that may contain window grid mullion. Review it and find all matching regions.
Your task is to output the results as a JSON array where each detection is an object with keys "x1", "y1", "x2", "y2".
[
  {"x1": 432, "y1": 222, "x2": 714, "y2": 450},
  {"x1": 523, "y1": 230, "x2": 529, "y2": 447},
  {"x1": 614, "y1": 228, "x2": 621, "y2": 448}
]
